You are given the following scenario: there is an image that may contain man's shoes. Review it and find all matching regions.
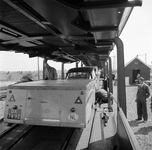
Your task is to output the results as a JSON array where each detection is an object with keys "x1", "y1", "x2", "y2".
[
  {"x1": 143, "y1": 120, "x2": 147, "y2": 123},
  {"x1": 135, "y1": 118, "x2": 142, "y2": 121}
]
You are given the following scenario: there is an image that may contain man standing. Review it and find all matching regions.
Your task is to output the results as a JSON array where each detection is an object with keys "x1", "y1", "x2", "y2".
[
  {"x1": 135, "y1": 77, "x2": 150, "y2": 123},
  {"x1": 43, "y1": 58, "x2": 57, "y2": 80}
]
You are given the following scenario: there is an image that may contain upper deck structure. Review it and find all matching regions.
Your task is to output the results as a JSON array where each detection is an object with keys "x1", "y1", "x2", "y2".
[{"x1": 0, "y1": 0, "x2": 142, "y2": 66}]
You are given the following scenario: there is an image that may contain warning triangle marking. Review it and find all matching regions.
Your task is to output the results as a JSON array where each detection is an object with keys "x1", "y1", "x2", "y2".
[
  {"x1": 75, "y1": 96, "x2": 82, "y2": 104},
  {"x1": 9, "y1": 95, "x2": 15, "y2": 102}
]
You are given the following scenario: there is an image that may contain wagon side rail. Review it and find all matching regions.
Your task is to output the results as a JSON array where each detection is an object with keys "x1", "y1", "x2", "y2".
[{"x1": 111, "y1": 94, "x2": 141, "y2": 150}]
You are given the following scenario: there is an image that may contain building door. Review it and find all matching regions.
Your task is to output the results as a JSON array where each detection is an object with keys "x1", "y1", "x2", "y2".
[{"x1": 132, "y1": 69, "x2": 140, "y2": 84}]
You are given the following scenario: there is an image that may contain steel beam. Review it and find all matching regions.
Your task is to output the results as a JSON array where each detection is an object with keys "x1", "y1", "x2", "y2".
[{"x1": 55, "y1": 0, "x2": 142, "y2": 10}]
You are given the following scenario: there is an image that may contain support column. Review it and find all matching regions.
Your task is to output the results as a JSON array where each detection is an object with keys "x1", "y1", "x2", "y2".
[
  {"x1": 43, "y1": 58, "x2": 46, "y2": 80},
  {"x1": 108, "y1": 57, "x2": 113, "y2": 93},
  {"x1": 76, "y1": 62, "x2": 79, "y2": 68},
  {"x1": 103, "y1": 61, "x2": 107, "y2": 78},
  {"x1": 81, "y1": 61, "x2": 83, "y2": 67},
  {"x1": 114, "y1": 37, "x2": 127, "y2": 116},
  {"x1": 37, "y1": 57, "x2": 40, "y2": 80},
  {"x1": 61, "y1": 63, "x2": 64, "y2": 80}
]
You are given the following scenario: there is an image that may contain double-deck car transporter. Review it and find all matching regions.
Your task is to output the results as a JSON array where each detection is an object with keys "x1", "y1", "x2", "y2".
[{"x1": 0, "y1": 0, "x2": 143, "y2": 149}]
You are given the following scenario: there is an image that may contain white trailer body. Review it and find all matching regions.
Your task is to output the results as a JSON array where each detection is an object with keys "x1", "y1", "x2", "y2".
[{"x1": 4, "y1": 80, "x2": 95, "y2": 128}]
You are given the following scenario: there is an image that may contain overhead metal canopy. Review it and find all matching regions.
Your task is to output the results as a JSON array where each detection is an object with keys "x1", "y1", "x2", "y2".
[{"x1": 0, "y1": 0, "x2": 142, "y2": 66}]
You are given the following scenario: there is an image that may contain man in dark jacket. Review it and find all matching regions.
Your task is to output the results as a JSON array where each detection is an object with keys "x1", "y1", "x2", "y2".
[{"x1": 135, "y1": 77, "x2": 150, "y2": 123}]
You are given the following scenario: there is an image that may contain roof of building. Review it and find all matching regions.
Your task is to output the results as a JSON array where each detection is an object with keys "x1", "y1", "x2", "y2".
[{"x1": 125, "y1": 56, "x2": 151, "y2": 69}]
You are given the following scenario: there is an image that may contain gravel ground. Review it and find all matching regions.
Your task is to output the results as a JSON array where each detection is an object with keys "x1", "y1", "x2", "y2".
[{"x1": 113, "y1": 85, "x2": 152, "y2": 150}]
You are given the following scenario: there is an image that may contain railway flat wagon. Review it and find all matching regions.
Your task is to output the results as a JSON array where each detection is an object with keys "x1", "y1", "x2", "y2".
[{"x1": 4, "y1": 79, "x2": 95, "y2": 128}]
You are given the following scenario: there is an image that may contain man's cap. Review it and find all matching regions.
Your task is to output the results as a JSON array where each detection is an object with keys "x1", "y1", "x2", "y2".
[{"x1": 139, "y1": 77, "x2": 144, "y2": 81}]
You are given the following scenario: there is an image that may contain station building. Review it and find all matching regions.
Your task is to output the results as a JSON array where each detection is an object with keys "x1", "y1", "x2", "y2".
[{"x1": 125, "y1": 56, "x2": 150, "y2": 85}]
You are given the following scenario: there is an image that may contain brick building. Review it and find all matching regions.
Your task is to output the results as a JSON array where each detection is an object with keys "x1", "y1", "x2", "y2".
[{"x1": 125, "y1": 57, "x2": 150, "y2": 85}]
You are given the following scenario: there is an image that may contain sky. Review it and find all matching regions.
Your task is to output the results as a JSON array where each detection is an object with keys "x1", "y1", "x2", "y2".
[
  {"x1": 119, "y1": 0, "x2": 152, "y2": 65},
  {"x1": 0, "y1": 0, "x2": 152, "y2": 71},
  {"x1": 0, "y1": 52, "x2": 75, "y2": 71}
]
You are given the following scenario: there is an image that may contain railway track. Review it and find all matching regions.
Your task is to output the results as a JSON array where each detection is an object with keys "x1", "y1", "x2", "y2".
[
  {"x1": 0, "y1": 124, "x2": 76, "y2": 150},
  {"x1": 0, "y1": 109, "x2": 96, "y2": 150}
]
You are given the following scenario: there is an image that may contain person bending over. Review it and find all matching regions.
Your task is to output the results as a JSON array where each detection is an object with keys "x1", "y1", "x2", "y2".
[{"x1": 95, "y1": 88, "x2": 113, "y2": 108}]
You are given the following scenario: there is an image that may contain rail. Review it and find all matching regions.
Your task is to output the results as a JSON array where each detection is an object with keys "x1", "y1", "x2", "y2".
[{"x1": 0, "y1": 125, "x2": 83, "y2": 150}]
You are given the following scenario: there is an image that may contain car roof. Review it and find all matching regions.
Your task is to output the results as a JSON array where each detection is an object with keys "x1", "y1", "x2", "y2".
[{"x1": 67, "y1": 66, "x2": 97, "y2": 73}]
